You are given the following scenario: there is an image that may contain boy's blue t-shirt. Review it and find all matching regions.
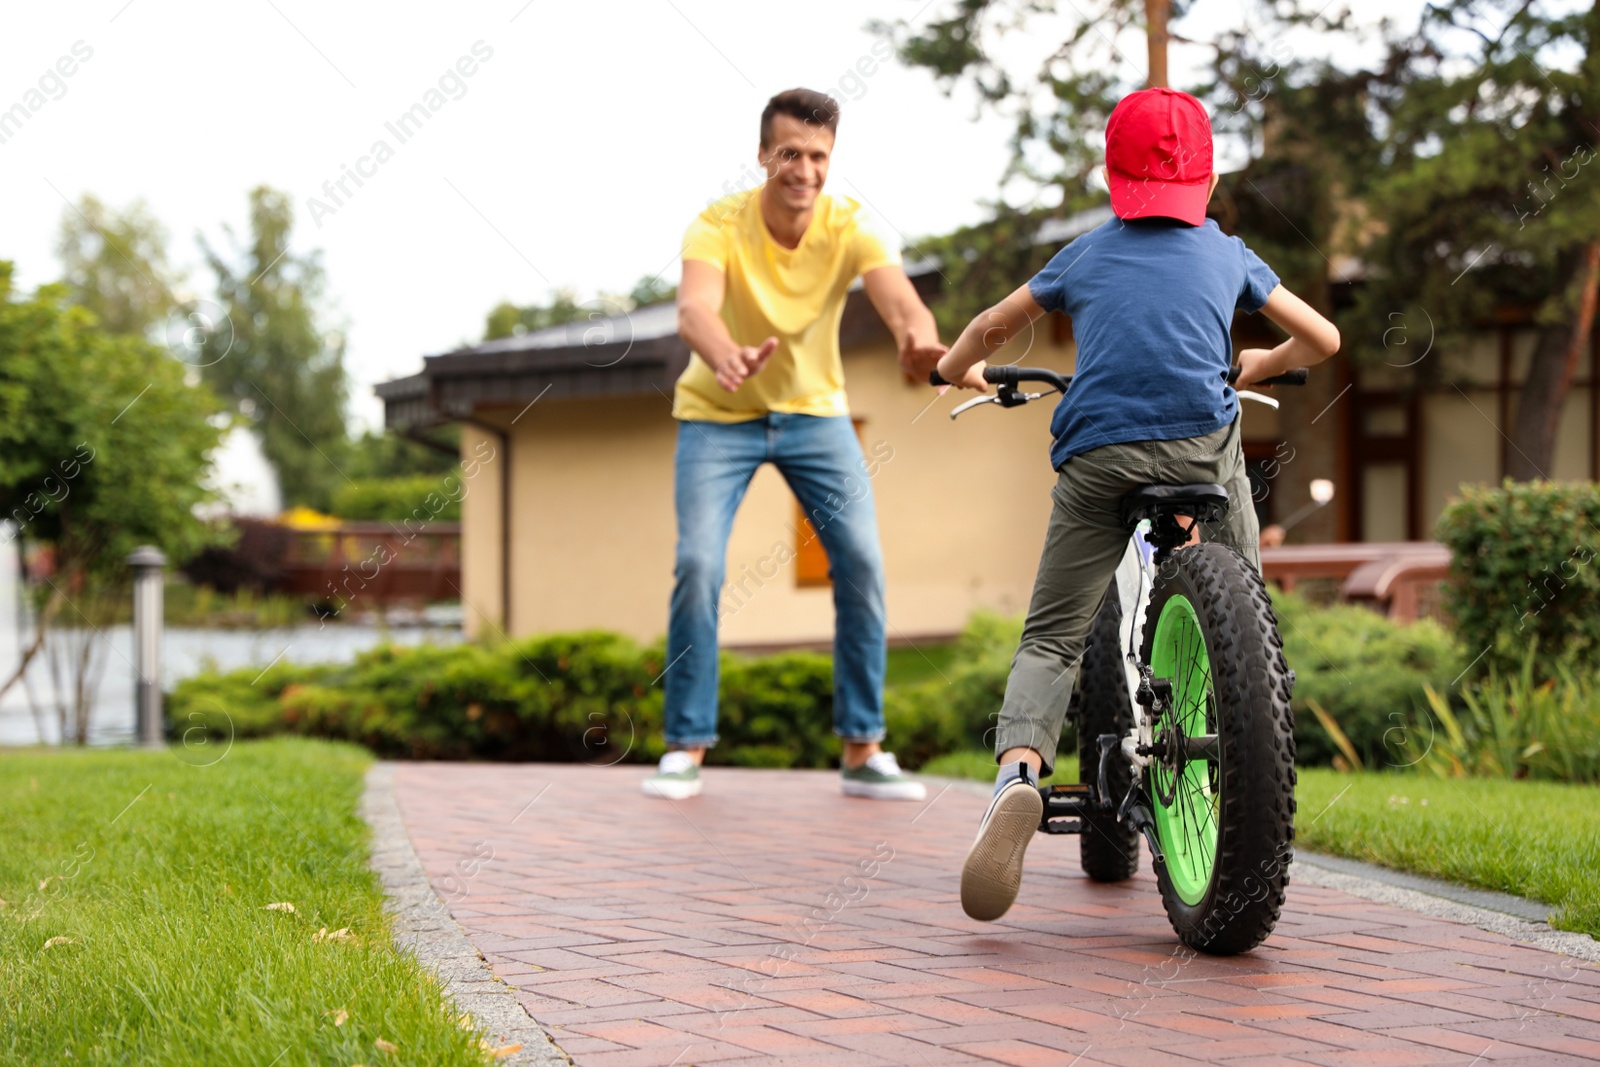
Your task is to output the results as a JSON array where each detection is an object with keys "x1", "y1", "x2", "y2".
[{"x1": 1027, "y1": 217, "x2": 1280, "y2": 469}]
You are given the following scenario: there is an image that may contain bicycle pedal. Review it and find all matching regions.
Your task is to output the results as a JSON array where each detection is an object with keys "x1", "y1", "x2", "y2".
[{"x1": 1038, "y1": 784, "x2": 1092, "y2": 831}]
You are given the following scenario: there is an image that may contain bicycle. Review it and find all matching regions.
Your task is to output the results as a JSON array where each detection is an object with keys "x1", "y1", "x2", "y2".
[{"x1": 929, "y1": 363, "x2": 1304, "y2": 955}]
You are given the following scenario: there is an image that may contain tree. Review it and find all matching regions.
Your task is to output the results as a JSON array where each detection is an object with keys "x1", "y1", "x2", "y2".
[
  {"x1": 483, "y1": 274, "x2": 678, "y2": 341},
  {"x1": 885, "y1": 3, "x2": 1467, "y2": 540},
  {"x1": 56, "y1": 193, "x2": 180, "y2": 339},
  {"x1": 1350, "y1": 0, "x2": 1600, "y2": 479},
  {"x1": 0, "y1": 263, "x2": 221, "y2": 742},
  {"x1": 201, "y1": 186, "x2": 351, "y2": 510},
  {"x1": 345, "y1": 426, "x2": 459, "y2": 481},
  {"x1": 628, "y1": 275, "x2": 677, "y2": 309},
  {"x1": 484, "y1": 289, "x2": 585, "y2": 341}
]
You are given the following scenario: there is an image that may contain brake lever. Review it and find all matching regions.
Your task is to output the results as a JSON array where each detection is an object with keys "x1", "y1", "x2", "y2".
[
  {"x1": 949, "y1": 395, "x2": 1001, "y2": 418},
  {"x1": 1237, "y1": 389, "x2": 1280, "y2": 410},
  {"x1": 949, "y1": 389, "x2": 1057, "y2": 419}
]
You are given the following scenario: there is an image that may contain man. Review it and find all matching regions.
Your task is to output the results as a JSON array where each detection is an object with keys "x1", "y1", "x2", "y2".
[{"x1": 643, "y1": 88, "x2": 945, "y2": 801}]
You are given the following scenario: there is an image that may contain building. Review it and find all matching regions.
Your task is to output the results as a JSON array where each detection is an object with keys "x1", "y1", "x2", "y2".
[{"x1": 378, "y1": 213, "x2": 1600, "y2": 645}]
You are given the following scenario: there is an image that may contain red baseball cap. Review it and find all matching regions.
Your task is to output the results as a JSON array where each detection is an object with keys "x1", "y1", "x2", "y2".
[{"x1": 1105, "y1": 88, "x2": 1214, "y2": 226}]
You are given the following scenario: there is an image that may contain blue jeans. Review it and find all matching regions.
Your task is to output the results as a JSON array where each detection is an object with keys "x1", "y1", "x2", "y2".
[{"x1": 664, "y1": 413, "x2": 887, "y2": 747}]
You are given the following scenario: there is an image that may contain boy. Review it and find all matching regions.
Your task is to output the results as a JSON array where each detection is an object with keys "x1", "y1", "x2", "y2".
[{"x1": 932, "y1": 87, "x2": 1340, "y2": 921}]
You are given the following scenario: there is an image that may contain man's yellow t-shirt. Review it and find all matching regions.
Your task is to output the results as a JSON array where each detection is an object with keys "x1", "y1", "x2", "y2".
[{"x1": 672, "y1": 188, "x2": 902, "y2": 423}]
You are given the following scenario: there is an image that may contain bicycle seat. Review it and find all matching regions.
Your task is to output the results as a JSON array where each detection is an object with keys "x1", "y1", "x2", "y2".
[{"x1": 1120, "y1": 483, "x2": 1230, "y2": 526}]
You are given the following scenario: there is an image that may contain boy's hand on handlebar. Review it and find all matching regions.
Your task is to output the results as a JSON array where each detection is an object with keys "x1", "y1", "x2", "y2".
[
  {"x1": 1232, "y1": 348, "x2": 1279, "y2": 389},
  {"x1": 714, "y1": 336, "x2": 778, "y2": 392},
  {"x1": 936, "y1": 354, "x2": 990, "y2": 392}
]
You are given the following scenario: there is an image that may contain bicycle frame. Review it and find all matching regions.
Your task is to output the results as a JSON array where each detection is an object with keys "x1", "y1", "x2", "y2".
[{"x1": 1110, "y1": 528, "x2": 1157, "y2": 775}]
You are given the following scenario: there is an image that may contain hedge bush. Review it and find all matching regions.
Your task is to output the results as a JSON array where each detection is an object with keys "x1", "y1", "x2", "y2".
[
  {"x1": 1273, "y1": 591, "x2": 1464, "y2": 767},
  {"x1": 886, "y1": 612, "x2": 1034, "y2": 767},
  {"x1": 330, "y1": 474, "x2": 462, "y2": 522},
  {"x1": 1436, "y1": 480, "x2": 1600, "y2": 677},
  {"x1": 891, "y1": 597, "x2": 1465, "y2": 770},
  {"x1": 169, "y1": 632, "x2": 841, "y2": 768},
  {"x1": 169, "y1": 596, "x2": 1463, "y2": 771}
]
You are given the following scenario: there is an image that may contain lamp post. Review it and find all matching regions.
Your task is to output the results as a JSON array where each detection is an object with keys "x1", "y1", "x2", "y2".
[
  {"x1": 1277, "y1": 479, "x2": 1337, "y2": 536},
  {"x1": 127, "y1": 545, "x2": 167, "y2": 748}
]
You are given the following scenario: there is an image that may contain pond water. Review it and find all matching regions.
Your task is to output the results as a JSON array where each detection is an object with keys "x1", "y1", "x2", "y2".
[{"x1": 0, "y1": 544, "x2": 460, "y2": 747}]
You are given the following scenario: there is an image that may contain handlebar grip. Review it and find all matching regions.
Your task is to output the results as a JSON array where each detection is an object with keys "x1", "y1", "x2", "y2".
[
  {"x1": 1227, "y1": 366, "x2": 1309, "y2": 386},
  {"x1": 929, "y1": 369, "x2": 950, "y2": 387}
]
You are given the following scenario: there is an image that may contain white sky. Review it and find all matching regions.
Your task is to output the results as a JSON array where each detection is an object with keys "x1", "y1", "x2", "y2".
[{"x1": 2, "y1": 0, "x2": 1410, "y2": 431}]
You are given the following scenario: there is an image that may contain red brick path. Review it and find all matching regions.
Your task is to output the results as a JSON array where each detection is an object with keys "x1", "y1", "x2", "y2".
[{"x1": 392, "y1": 764, "x2": 1600, "y2": 1066}]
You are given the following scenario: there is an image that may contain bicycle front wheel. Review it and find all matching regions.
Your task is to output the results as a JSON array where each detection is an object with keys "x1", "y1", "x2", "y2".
[{"x1": 1140, "y1": 543, "x2": 1296, "y2": 955}]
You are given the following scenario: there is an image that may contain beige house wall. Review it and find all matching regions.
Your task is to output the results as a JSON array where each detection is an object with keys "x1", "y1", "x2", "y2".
[
  {"x1": 457, "y1": 333, "x2": 1296, "y2": 646},
  {"x1": 458, "y1": 421, "x2": 506, "y2": 639},
  {"x1": 1361, "y1": 332, "x2": 1596, "y2": 542}
]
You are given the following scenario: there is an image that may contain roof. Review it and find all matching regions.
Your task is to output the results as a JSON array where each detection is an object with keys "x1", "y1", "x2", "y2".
[{"x1": 377, "y1": 259, "x2": 945, "y2": 432}]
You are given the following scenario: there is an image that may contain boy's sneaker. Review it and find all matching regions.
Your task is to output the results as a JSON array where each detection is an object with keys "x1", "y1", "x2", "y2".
[
  {"x1": 840, "y1": 752, "x2": 927, "y2": 800},
  {"x1": 642, "y1": 751, "x2": 702, "y2": 799},
  {"x1": 960, "y1": 766, "x2": 1043, "y2": 920}
]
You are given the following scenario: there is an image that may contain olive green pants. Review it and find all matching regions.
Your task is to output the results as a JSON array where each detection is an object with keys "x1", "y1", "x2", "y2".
[{"x1": 994, "y1": 418, "x2": 1259, "y2": 776}]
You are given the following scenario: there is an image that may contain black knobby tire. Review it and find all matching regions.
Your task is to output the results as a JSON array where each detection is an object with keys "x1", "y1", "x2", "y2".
[
  {"x1": 1140, "y1": 543, "x2": 1297, "y2": 956},
  {"x1": 1075, "y1": 582, "x2": 1141, "y2": 882}
]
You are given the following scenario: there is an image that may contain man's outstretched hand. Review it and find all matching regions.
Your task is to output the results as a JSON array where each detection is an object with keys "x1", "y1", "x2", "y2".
[
  {"x1": 898, "y1": 329, "x2": 947, "y2": 379},
  {"x1": 715, "y1": 336, "x2": 779, "y2": 392}
]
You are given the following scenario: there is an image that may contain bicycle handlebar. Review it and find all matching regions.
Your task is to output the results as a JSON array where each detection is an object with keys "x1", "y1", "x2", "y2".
[
  {"x1": 1237, "y1": 367, "x2": 1310, "y2": 387},
  {"x1": 927, "y1": 365, "x2": 1309, "y2": 389},
  {"x1": 927, "y1": 366, "x2": 1067, "y2": 389}
]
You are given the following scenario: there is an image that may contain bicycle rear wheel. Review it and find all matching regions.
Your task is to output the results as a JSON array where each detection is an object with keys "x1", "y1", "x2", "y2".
[
  {"x1": 1140, "y1": 543, "x2": 1296, "y2": 955},
  {"x1": 1076, "y1": 582, "x2": 1140, "y2": 882}
]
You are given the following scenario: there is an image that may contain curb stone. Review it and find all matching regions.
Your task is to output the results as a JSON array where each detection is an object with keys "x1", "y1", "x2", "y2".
[
  {"x1": 922, "y1": 774, "x2": 1600, "y2": 964},
  {"x1": 1290, "y1": 854, "x2": 1600, "y2": 963},
  {"x1": 361, "y1": 762, "x2": 572, "y2": 1067}
]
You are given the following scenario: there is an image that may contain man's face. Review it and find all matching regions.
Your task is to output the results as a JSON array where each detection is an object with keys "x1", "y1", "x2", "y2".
[{"x1": 760, "y1": 112, "x2": 833, "y2": 212}]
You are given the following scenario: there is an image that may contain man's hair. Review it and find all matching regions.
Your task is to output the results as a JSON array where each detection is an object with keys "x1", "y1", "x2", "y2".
[{"x1": 760, "y1": 88, "x2": 840, "y2": 147}]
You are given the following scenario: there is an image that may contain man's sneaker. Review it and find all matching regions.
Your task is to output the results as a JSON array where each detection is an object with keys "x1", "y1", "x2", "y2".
[
  {"x1": 642, "y1": 751, "x2": 702, "y2": 799},
  {"x1": 960, "y1": 767, "x2": 1043, "y2": 921},
  {"x1": 840, "y1": 752, "x2": 927, "y2": 800}
]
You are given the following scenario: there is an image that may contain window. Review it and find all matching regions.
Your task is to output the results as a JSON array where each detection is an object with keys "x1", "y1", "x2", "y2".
[{"x1": 794, "y1": 419, "x2": 867, "y2": 588}]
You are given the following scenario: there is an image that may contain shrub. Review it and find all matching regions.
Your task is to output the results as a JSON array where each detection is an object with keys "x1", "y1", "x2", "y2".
[
  {"x1": 884, "y1": 611, "x2": 1078, "y2": 770},
  {"x1": 1272, "y1": 590, "x2": 1464, "y2": 768},
  {"x1": 169, "y1": 633, "x2": 836, "y2": 768},
  {"x1": 1414, "y1": 651, "x2": 1600, "y2": 783},
  {"x1": 1436, "y1": 480, "x2": 1600, "y2": 677},
  {"x1": 893, "y1": 598, "x2": 1465, "y2": 772},
  {"x1": 170, "y1": 594, "x2": 1464, "y2": 773},
  {"x1": 330, "y1": 474, "x2": 462, "y2": 522},
  {"x1": 718, "y1": 650, "x2": 838, "y2": 767}
]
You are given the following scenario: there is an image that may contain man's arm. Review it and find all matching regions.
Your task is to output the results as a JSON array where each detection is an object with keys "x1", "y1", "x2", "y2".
[
  {"x1": 678, "y1": 259, "x2": 777, "y2": 393},
  {"x1": 862, "y1": 265, "x2": 947, "y2": 378},
  {"x1": 934, "y1": 283, "x2": 1048, "y2": 391}
]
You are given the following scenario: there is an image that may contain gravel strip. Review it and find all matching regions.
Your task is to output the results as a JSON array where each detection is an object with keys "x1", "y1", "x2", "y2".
[{"x1": 362, "y1": 762, "x2": 571, "y2": 1066}]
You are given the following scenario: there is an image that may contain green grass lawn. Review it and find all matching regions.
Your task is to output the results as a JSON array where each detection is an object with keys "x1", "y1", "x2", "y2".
[
  {"x1": 1296, "y1": 768, "x2": 1600, "y2": 937},
  {"x1": 919, "y1": 750, "x2": 1600, "y2": 939},
  {"x1": 885, "y1": 642, "x2": 959, "y2": 689},
  {"x1": 0, "y1": 738, "x2": 492, "y2": 1066}
]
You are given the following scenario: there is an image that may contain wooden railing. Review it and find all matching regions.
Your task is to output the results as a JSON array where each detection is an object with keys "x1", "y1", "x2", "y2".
[
  {"x1": 278, "y1": 522, "x2": 461, "y2": 606},
  {"x1": 1260, "y1": 541, "x2": 1451, "y2": 623}
]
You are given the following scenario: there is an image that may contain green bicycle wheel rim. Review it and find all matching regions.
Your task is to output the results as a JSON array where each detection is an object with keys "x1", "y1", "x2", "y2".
[{"x1": 1149, "y1": 594, "x2": 1219, "y2": 906}]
